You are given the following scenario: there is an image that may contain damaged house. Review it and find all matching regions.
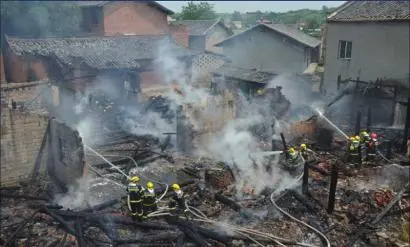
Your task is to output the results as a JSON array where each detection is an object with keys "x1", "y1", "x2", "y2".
[
  {"x1": 322, "y1": 1, "x2": 410, "y2": 127},
  {"x1": 4, "y1": 35, "x2": 192, "y2": 114}
]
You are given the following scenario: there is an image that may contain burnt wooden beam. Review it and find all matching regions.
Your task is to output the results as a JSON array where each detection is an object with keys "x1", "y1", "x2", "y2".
[
  {"x1": 280, "y1": 133, "x2": 289, "y2": 159},
  {"x1": 307, "y1": 163, "x2": 330, "y2": 176},
  {"x1": 402, "y1": 97, "x2": 410, "y2": 153},
  {"x1": 3, "y1": 210, "x2": 39, "y2": 247},
  {"x1": 114, "y1": 232, "x2": 180, "y2": 245},
  {"x1": 355, "y1": 111, "x2": 361, "y2": 135},
  {"x1": 327, "y1": 163, "x2": 339, "y2": 214},
  {"x1": 366, "y1": 108, "x2": 371, "y2": 132},
  {"x1": 302, "y1": 161, "x2": 309, "y2": 195}
]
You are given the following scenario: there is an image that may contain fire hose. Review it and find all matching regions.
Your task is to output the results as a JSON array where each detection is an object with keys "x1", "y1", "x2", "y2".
[{"x1": 85, "y1": 151, "x2": 169, "y2": 203}]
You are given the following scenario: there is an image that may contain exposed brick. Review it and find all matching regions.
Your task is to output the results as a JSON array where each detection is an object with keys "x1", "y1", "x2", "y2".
[
  {"x1": 103, "y1": 2, "x2": 169, "y2": 36},
  {"x1": 0, "y1": 106, "x2": 48, "y2": 186},
  {"x1": 169, "y1": 24, "x2": 189, "y2": 48}
]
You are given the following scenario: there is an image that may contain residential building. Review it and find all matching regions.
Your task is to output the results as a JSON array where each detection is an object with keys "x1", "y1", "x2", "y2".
[
  {"x1": 322, "y1": 1, "x2": 410, "y2": 96},
  {"x1": 173, "y1": 19, "x2": 232, "y2": 53},
  {"x1": 74, "y1": 1, "x2": 174, "y2": 36},
  {"x1": 2, "y1": 1, "x2": 190, "y2": 84},
  {"x1": 214, "y1": 23, "x2": 321, "y2": 74},
  {"x1": 4, "y1": 35, "x2": 192, "y2": 112}
]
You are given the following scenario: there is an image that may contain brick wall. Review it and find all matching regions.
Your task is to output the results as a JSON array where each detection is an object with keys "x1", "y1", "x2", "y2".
[
  {"x1": 0, "y1": 106, "x2": 48, "y2": 186},
  {"x1": 47, "y1": 119, "x2": 85, "y2": 193},
  {"x1": 103, "y1": 2, "x2": 169, "y2": 36},
  {"x1": 170, "y1": 23, "x2": 189, "y2": 48}
]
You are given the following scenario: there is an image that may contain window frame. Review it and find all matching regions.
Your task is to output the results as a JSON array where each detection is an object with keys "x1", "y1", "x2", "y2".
[{"x1": 338, "y1": 40, "x2": 352, "y2": 59}]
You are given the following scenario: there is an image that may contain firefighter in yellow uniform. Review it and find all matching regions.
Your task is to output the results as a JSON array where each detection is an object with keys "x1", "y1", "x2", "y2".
[
  {"x1": 300, "y1": 143, "x2": 308, "y2": 160},
  {"x1": 348, "y1": 136, "x2": 361, "y2": 164},
  {"x1": 143, "y1": 181, "x2": 158, "y2": 217},
  {"x1": 126, "y1": 176, "x2": 144, "y2": 221}
]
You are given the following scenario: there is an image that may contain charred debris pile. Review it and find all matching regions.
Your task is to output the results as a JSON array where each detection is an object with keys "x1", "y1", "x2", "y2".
[{"x1": 1, "y1": 93, "x2": 410, "y2": 247}]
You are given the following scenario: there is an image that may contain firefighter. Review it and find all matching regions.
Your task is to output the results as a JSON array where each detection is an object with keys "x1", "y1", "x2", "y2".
[
  {"x1": 367, "y1": 133, "x2": 378, "y2": 162},
  {"x1": 126, "y1": 176, "x2": 144, "y2": 221},
  {"x1": 300, "y1": 143, "x2": 308, "y2": 160},
  {"x1": 360, "y1": 130, "x2": 371, "y2": 164},
  {"x1": 143, "y1": 181, "x2": 158, "y2": 217},
  {"x1": 287, "y1": 147, "x2": 300, "y2": 169},
  {"x1": 168, "y1": 184, "x2": 189, "y2": 218},
  {"x1": 256, "y1": 88, "x2": 265, "y2": 96},
  {"x1": 348, "y1": 136, "x2": 361, "y2": 164}
]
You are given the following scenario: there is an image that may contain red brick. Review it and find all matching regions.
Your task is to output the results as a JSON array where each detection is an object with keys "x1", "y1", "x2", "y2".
[{"x1": 103, "y1": 2, "x2": 169, "y2": 36}]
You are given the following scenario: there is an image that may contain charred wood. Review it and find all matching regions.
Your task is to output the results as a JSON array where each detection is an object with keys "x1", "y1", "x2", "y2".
[
  {"x1": 93, "y1": 158, "x2": 131, "y2": 169},
  {"x1": 290, "y1": 190, "x2": 317, "y2": 212},
  {"x1": 75, "y1": 218, "x2": 86, "y2": 247},
  {"x1": 0, "y1": 192, "x2": 49, "y2": 201},
  {"x1": 214, "y1": 193, "x2": 252, "y2": 220},
  {"x1": 3, "y1": 210, "x2": 39, "y2": 247},
  {"x1": 80, "y1": 199, "x2": 121, "y2": 213},
  {"x1": 114, "y1": 232, "x2": 179, "y2": 246}
]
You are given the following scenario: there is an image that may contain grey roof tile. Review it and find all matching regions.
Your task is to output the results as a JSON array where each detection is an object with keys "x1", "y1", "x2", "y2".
[
  {"x1": 6, "y1": 35, "x2": 192, "y2": 70},
  {"x1": 215, "y1": 23, "x2": 321, "y2": 48},
  {"x1": 328, "y1": 1, "x2": 410, "y2": 22},
  {"x1": 263, "y1": 24, "x2": 321, "y2": 48}
]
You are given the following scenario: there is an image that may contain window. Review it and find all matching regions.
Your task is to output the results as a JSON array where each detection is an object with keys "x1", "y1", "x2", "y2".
[{"x1": 338, "y1": 40, "x2": 352, "y2": 59}]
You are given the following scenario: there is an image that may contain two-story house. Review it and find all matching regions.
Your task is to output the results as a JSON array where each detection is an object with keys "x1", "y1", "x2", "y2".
[
  {"x1": 214, "y1": 23, "x2": 321, "y2": 74},
  {"x1": 322, "y1": 1, "x2": 410, "y2": 96},
  {"x1": 173, "y1": 19, "x2": 232, "y2": 53}
]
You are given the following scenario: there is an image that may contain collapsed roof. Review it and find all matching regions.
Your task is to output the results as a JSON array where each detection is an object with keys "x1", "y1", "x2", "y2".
[
  {"x1": 6, "y1": 35, "x2": 193, "y2": 70},
  {"x1": 213, "y1": 65, "x2": 276, "y2": 84}
]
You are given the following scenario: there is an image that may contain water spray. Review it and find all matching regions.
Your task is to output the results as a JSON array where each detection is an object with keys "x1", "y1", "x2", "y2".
[
  {"x1": 314, "y1": 108, "x2": 349, "y2": 140},
  {"x1": 84, "y1": 144, "x2": 130, "y2": 179}
]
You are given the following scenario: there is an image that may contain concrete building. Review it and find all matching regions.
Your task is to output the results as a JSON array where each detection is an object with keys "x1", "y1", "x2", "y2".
[
  {"x1": 322, "y1": 1, "x2": 410, "y2": 96},
  {"x1": 214, "y1": 23, "x2": 321, "y2": 74},
  {"x1": 173, "y1": 19, "x2": 232, "y2": 53}
]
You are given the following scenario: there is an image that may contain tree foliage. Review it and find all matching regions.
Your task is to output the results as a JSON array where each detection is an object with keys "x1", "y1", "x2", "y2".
[
  {"x1": 177, "y1": 1, "x2": 217, "y2": 20},
  {"x1": 226, "y1": 7, "x2": 334, "y2": 29}
]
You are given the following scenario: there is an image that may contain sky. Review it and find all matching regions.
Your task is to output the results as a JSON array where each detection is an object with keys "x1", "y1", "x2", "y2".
[{"x1": 157, "y1": 1, "x2": 346, "y2": 13}]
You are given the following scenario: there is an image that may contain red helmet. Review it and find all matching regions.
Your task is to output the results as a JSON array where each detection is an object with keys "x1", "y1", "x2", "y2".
[{"x1": 371, "y1": 133, "x2": 377, "y2": 139}]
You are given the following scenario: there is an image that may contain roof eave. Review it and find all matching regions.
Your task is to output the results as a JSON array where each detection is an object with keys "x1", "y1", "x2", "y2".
[{"x1": 327, "y1": 18, "x2": 410, "y2": 23}]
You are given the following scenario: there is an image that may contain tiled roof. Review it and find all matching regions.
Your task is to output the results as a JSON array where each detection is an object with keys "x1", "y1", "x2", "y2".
[
  {"x1": 263, "y1": 24, "x2": 321, "y2": 48},
  {"x1": 213, "y1": 65, "x2": 276, "y2": 84},
  {"x1": 328, "y1": 1, "x2": 410, "y2": 22},
  {"x1": 67, "y1": 1, "x2": 174, "y2": 15},
  {"x1": 214, "y1": 23, "x2": 321, "y2": 48},
  {"x1": 6, "y1": 35, "x2": 192, "y2": 70},
  {"x1": 174, "y1": 20, "x2": 229, "y2": 36}
]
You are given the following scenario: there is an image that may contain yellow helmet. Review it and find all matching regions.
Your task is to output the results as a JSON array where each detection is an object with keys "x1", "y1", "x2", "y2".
[
  {"x1": 289, "y1": 147, "x2": 295, "y2": 153},
  {"x1": 349, "y1": 137, "x2": 355, "y2": 141},
  {"x1": 256, "y1": 89, "x2": 265, "y2": 95},
  {"x1": 355, "y1": 136, "x2": 360, "y2": 141},
  {"x1": 171, "y1": 184, "x2": 181, "y2": 191},
  {"x1": 146, "y1": 181, "x2": 154, "y2": 189},
  {"x1": 130, "y1": 176, "x2": 140, "y2": 183},
  {"x1": 300, "y1": 144, "x2": 307, "y2": 149}
]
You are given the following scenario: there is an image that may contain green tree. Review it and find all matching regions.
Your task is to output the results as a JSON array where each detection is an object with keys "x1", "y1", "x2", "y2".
[
  {"x1": 179, "y1": 1, "x2": 217, "y2": 20},
  {"x1": 231, "y1": 11, "x2": 242, "y2": 21}
]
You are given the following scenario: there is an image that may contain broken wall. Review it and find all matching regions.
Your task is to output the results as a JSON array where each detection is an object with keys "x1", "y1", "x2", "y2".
[
  {"x1": 0, "y1": 106, "x2": 48, "y2": 186},
  {"x1": 47, "y1": 118, "x2": 85, "y2": 193}
]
